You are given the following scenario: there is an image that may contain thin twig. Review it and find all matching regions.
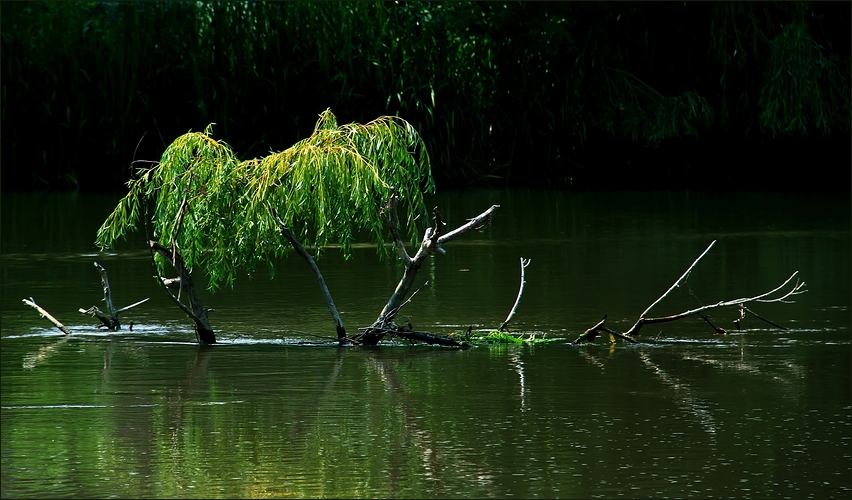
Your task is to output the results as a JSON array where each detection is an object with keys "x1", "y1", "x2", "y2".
[
  {"x1": 743, "y1": 306, "x2": 788, "y2": 330},
  {"x1": 626, "y1": 272, "x2": 805, "y2": 336},
  {"x1": 114, "y1": 298, "x2": 151, "y2": 315},
  {"x1": 387, "y1": 280, "x2": 430, "y2": 320},
  {"x1": 436, "y1": 204, "x2": 500, "y2": 247},
  {"x1": 499, "y1": 257, "x2": 531, "y2": 332},
  {"x1": 639, "y1": 240, "x2": 716, "y2": 320}
]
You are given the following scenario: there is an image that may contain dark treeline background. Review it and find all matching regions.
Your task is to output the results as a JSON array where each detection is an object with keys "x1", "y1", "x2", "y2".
[{"x1": 1, "y1": 1, "x2": 849, "y2": 193}]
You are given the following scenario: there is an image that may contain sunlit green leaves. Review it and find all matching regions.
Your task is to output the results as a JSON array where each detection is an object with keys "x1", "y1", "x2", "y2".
[{"x1": 96, "y1": 109, "x2": 434, "y2": 290}]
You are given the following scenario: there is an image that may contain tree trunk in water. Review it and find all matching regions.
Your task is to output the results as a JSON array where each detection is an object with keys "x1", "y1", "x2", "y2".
[
  {"x1": 279, "y1": 225, "x2": 346, "y2": 341},
  {"x1": 150, "y1": 241, "x2": 216, "y2": 344},
  {"x1": 356, "y1": 198, "x2": 500, "y2": 345}
]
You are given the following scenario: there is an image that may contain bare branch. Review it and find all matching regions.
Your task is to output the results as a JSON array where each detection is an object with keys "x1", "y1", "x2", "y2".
[
  {"x1": 579, "y1": 242, "x2": 804, "y2": 343},
  {"x1": 367, "y1": 326, "x2": 470, "y2": 348},
  {"x1": 742, "y1": 305, "x2": 788, "y2": 330},
  {"x1": 114, "y1": 298, "x2": 150, "y2": 315},
  {"x1": 499, "y1": 257, "x2": 531, "y2": 332},
  {"x1": 23, "y1": 297, "x2": 71, "y2": 335},
  {"x1": 150, "y1": 240, "x2": 216, "y2": 343},
  {"x1": 436, "y1": 204, "x2": 500, "y2": 247},
  {"x1": 639, "y1": 240, "x2": 716, "y2": 320},
  {"x1": 94, "y1": 262, "x2": 118, "y2": 320},
  {"x1": 386, "y1": 280, "x2": 430, "y2": 320},
  {"x1": 574, "y1": 315, "x2": 637, "y2": 344},
  {"x1": 625, "y1": 271, "x2": 806, "y2": 337},
  {"x1": 360, "y1": 203, "x2": 500, "y2": 345}
]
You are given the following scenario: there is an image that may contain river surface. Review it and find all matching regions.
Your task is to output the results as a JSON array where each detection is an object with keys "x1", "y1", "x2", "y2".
[{"x1": 2, "y1": 189, "x2": 850, "y2": 498}]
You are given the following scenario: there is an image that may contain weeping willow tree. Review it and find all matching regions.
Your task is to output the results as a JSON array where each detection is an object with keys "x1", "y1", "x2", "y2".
[
  {"x1": 758, "y1": 20, "x2": 850, "y2": 136},
  {"x1": 96, "y1": 109, "x2": 434, "y2": 343}
]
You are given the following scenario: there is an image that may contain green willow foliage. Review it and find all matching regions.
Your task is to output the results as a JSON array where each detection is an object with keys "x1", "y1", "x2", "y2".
[
  {"x1": 709, "y1": 2, "x2": 850, "y2": 135},
  {"x1": 759, "y1": 21, "x2": 850, "y2": 135},
  {"x1": 96, "y1": 110, "x2": 434, "y2": 289},
  {"x1": 2, "y1": 1, "x2": 849, "y2": 191}
]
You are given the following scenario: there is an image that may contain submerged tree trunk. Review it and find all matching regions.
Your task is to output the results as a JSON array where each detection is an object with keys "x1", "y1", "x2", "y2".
[
  {"x1": 355, "y1": 196, "x2": 499, "y2": 345},
  {"x1": 150, "y1": 240, "x2": 216, "y2": 344},
  {"x1": 364, "y1": 326, "x2": 470, "y2": 348}
]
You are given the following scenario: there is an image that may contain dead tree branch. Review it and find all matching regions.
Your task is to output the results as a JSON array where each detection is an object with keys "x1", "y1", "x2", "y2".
[
  {"x1": 363, "y1": 326, "x2": 470, "y2": 348},
  {"x1": 22, "y1": 297, "x2": 71, "y2": 335},
  {"x1": 699, "y1": 313, "x2": 728, "y2": 335},
  {"x1": 576, "y1": 241, "x2": 806, "y2": 343},
  {"x1": 380, "y1": 195, "x2": 413, "y2": 268},
  {"x1": 638, "y1": 240, "x2": 716, "y2": 321},
  {"x1": 623, "y1": 271, "x2": 805, "y2": 337},
  {"x1": 573, "y1": 315, "x2": 637, "y2": 344},
  {"x1": 739, "y1": 305, "x2": 788, "y2": 331},
  {"x1": 499, "y1": 257, "x2": 531, "y2": 332},
  {"x1": 356, "y1": 197, "x2": 499, "y2": 345},
  {"x1": 78, "y1": 262, "x2": 149, "y2": 330}
]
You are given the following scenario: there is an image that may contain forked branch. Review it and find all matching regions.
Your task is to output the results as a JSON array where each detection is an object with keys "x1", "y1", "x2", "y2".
[
  {"x1": 638, "y1": 240, "x2": 716, "y2": 320},
  {"x1": 576, "y1": 241, "x2": 807, "y2": 343},
  {"x1": 357, "y1": 198, "x2": 499, "y2": 345},
  {"x1": 78, "y1": 262, "x2": 149, "y2": 330},
  {"x1": 623, "y1": 271, "x2": 806, "y2": 337}
]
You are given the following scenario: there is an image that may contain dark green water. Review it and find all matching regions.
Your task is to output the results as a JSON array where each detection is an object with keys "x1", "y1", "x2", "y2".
[{"x1": 2, "y1": 190, "x2": 850, "y2": 498}]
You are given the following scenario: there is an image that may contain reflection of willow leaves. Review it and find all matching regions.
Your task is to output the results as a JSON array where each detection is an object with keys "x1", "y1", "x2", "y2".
[{"x1": 97, "y1": 109, "x2": 434, "y2": 290}]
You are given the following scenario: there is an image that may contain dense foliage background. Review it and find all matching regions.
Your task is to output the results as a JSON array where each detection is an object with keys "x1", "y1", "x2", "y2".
[{"x1": 1, "y1": 1, "x2": 849, "y2": 192}]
